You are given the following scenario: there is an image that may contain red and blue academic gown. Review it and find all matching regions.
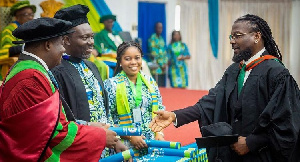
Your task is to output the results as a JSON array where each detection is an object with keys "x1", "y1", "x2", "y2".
[{"x1": 0, "y1": 54, "x2": 106, "y2": 161}]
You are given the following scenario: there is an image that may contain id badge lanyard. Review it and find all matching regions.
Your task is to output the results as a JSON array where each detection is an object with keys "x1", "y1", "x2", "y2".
[{"x1": 129, "y1": 73, "x2": 143, "y2": 123}]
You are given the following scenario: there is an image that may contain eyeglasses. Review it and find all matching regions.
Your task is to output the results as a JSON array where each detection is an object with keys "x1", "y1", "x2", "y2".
[
  {"x1": 229, "y1": 33, "x2": 248, "y2": 41},
  {"x1": 17, "y1": 13, "x2": 34, "y2": 17}
]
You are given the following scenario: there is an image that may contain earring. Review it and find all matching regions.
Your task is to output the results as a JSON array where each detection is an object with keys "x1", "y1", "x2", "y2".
[{"x1": 255, "y1": 40, "x2": 258, "y2": 44}]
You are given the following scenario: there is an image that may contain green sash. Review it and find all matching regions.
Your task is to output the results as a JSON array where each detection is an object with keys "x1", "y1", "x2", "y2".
[{"x1": 116, "y1": 71, "x2": 158, "y2": 127}]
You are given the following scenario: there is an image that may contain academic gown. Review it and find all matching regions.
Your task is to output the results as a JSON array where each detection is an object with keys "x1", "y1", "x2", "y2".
[
  {"x1": 51, "y1": 57, "x2": 109, "y2": 122},
  {"x1": 0, "y1": 54, "x2": 106, "y2": 161},
  {"x1": 174, "y1": 51, "x2": 300, "y2": 162}
]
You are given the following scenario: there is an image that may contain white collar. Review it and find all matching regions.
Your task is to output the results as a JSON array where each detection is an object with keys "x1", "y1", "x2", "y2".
[
  {"x1": 22, "y1": 50, "x2": 49, "y2": 71},
  {"x1": 245, "y1": 47, "x2": 265, "y2": 65}
]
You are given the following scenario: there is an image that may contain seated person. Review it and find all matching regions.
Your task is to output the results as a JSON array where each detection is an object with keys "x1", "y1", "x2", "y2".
[
  {"x1": 0, "y1": 0, "x2": 36, "y2": 80},
  {"x1": 104, "y1": 41, "x2": 165, "y2": 156},
  {"x1": 94, "y1": 14, "x2": 123, "y2": 56},
  {"x1": 92, "y1": 14, "x2": 123, "y2": 78}
]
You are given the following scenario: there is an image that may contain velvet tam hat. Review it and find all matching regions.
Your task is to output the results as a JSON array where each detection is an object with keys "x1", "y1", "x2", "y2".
[
  {"x1": 195, "y1": 135, "x2": 238, "y2": 148},
  {"x1": 54, "y1": 4, "x2": 90, "y2": 27},
  {"x1": 10, "y1": 0, "x2": 36, "y2": 16},
  {"x1": 12, "y1": 17, "x2": 74, "y2": 44},
  {"x1": 100, "y1": 14, "x2": 116, "y2": 23}
]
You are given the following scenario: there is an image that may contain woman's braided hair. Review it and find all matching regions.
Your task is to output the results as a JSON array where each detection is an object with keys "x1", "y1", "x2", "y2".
[
  {"x1": 235, "y1": 14, "x2": 282, "y2": 61},
  {"x1": 114, "y1": 41, "x2": 143, "y2": 76}
]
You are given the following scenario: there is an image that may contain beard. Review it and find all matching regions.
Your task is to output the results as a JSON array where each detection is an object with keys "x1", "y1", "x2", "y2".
[{"x1": 232, "y1": 48, "x2": 252, "y2": 63}]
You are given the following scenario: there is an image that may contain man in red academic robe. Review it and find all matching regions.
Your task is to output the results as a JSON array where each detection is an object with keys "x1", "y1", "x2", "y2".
[{"x1": 0, "y1": 17, "x2": 118, "y2": 161}]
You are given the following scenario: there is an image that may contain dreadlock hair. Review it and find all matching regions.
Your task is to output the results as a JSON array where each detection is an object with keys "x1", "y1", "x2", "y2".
[
  {"x1": 114, "y1": 41, "x2": 143, "y2": 76},
  {"x1": 235, "y1": 14, "x2": 282, "y2": 61}
]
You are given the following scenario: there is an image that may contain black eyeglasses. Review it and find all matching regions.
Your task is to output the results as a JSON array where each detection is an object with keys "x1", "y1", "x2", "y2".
[
  {"x1": 229, "y1": 32, "x2": 248, "y2": 41},
  {"x1": 17, "y1": 13, "x2": 34, "y2": 17}
]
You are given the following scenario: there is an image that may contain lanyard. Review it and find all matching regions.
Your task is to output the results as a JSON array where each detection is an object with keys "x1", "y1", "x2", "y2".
[{"x1": 128, "y1": 72, "x2": 143, "y2": 108}]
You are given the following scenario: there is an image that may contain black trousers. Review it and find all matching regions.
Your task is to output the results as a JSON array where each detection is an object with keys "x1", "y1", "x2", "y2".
[{"x1": 154, "y1": 74, "x2": 166, "y2": 87}]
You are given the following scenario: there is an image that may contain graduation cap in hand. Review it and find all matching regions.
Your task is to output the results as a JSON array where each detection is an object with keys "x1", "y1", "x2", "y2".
[
  {"x1": 195, "y1": 134, "x2": 238, "y2": 148},
  {"x1": 196, "y1": 122, "x2": 238, "y2": 148}
]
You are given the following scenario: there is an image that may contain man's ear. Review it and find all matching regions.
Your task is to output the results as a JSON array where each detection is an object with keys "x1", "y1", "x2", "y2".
[
  {"x1": 44, "y1": 40, "x2": 51, "y2": 51},
  {"x1": 254, "y1": 32, "x2": 262, "y2": 41},
  {"x1": 63, "y1": 35, "x2": 71, "y2": 46}
]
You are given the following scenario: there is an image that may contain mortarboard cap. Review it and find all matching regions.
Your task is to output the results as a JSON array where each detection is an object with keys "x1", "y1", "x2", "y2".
[
  {"x1": 10, "y1": 0, "x2": 36, "y2": 16},
  {"x1": 100, "y1": 14, "x2": 116, "y2": 23},
  {"x1": 54, "y1": 4, "x2": 89, "y2": 27},
  {"x1": 195, "y1": 135, "x2": 238, "y2": 148},
  {"x1": 12, "y1": 17, "x2": 74, "y2": 44}
]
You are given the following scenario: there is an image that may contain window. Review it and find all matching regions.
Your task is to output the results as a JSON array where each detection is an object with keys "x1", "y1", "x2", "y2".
[{"x1": 175, "y1": 4, "x2": 180, "y2": 31}]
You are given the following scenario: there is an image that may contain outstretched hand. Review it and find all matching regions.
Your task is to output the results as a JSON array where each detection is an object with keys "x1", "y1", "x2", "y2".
[{"x1": 149, "y1": 111, "x2": 176, "y2": 132}]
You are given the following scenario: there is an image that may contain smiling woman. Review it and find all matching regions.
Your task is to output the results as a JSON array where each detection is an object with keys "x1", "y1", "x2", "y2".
[{"x1": 104, "y1": 41, "x2": 166, "y2": 157}]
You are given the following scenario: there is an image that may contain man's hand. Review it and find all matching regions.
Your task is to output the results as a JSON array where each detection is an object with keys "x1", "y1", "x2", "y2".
[
  {"x1": 149, "y1": 111, "x2": 176, "y2": 132},
  {"x1": 177, "y1": 55, "x2": 184, "y2": 60},
  {"x1": 129, "y1": 135, "x2": 147, "y2": 150},
  {"x1": 114, "y1": 139, "x2": 128, "y2": 153},
  {"x1": 105, "y1": 129, "x2": 118, "y2": 149},
  {"x1": 231, "y1": 136, "x2": 250, "y2": 155},
  {"x1": 89, "y1": 122, "x2": 110, "y2": 129}
]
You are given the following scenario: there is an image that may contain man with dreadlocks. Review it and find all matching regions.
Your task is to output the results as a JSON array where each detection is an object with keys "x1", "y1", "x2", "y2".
[{"x1": 149, "y1": 14, "x2": 300, "y2": 161}]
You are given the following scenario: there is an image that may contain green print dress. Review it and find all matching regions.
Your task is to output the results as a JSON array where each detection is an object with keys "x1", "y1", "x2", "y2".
[
  {"x1": 167, "y1": 42, "x2": 190, "y2": 88},
  {"x1": 104, "y1": 71, "x2": 165, "y2": 156},
  {"x1": 148, "y1": 33, "x2": 168, "y2": 75}
]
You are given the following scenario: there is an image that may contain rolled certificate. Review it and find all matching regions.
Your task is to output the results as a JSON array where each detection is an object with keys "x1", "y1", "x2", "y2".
[
  {"x1": 109, "y1": 127, "x2": 142, "y2": 136},
  {"x1": 144, "y1": 140, "x2": 181, "y2": 149},
  {"x1": 133, "y1": 154, "x2": 191, "y2": 162},
  {"x1": 148, "y1": 147, "x2": 196, "y2": 158},
  {"x1": 100, "y1": 149, "x2": 134, "y2": 162}
]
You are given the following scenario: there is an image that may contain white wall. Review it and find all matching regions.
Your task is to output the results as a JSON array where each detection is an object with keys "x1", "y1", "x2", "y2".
[{"x1": 105, "y1": 0, "x2": 138, "y2": 38}]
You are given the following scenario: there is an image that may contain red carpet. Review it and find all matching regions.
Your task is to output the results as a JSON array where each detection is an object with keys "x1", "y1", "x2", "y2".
[{"x1": 158, "y1": 88, "x2": 208, "y2": 146}]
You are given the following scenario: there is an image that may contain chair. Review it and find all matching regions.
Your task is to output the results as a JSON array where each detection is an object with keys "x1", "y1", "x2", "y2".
[{"x1": 119, "y1": 31, "x2": 133, "y2": 42}]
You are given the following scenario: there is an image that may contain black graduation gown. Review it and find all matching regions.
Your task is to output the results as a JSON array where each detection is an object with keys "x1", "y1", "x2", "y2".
[
  {"x1": 174, "y1": 52, "x2": 300, "y2": 162},
  {"x1": 51, "y1": 57, "x2": 109, "y2": 122}
]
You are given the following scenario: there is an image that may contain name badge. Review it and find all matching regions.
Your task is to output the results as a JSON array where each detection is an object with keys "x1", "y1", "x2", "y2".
[{"x1": 133, "y1": 108, "x2": 142, "y2": 123}]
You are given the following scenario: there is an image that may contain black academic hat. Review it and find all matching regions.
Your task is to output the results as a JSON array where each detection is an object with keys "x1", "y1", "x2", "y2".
[
  {"x1": 100, "y1": 14, "x2": 116, "y2": 23},
  {"x1": 195, "y1": 135, "x2": 238, "y2": 148},
  {"x1": 12, "y1": 17, "x2": 74, "y2": 44},
  {"x1": 54, "y1": 4, "x2": 89, "y2": 27}
]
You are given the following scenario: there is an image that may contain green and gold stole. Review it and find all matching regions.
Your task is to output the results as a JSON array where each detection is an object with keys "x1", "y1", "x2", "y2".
[{"x1": 116, "y1": 71, "x2": 158, "y2": 127}]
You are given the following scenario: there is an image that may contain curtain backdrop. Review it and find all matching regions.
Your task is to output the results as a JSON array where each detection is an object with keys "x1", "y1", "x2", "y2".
[
  {"x1": 180, "y1": 0, "x2": 222, "y2": 90},
  {"x1": 180, "y1": 0, "x2": 294, "y2": 90},
  {"x1": 290, "y1": 0, "x2": 300, "y2": 85},
  {"x1": 138, "y1": 2, "x2": 166, "y2": 60}
]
